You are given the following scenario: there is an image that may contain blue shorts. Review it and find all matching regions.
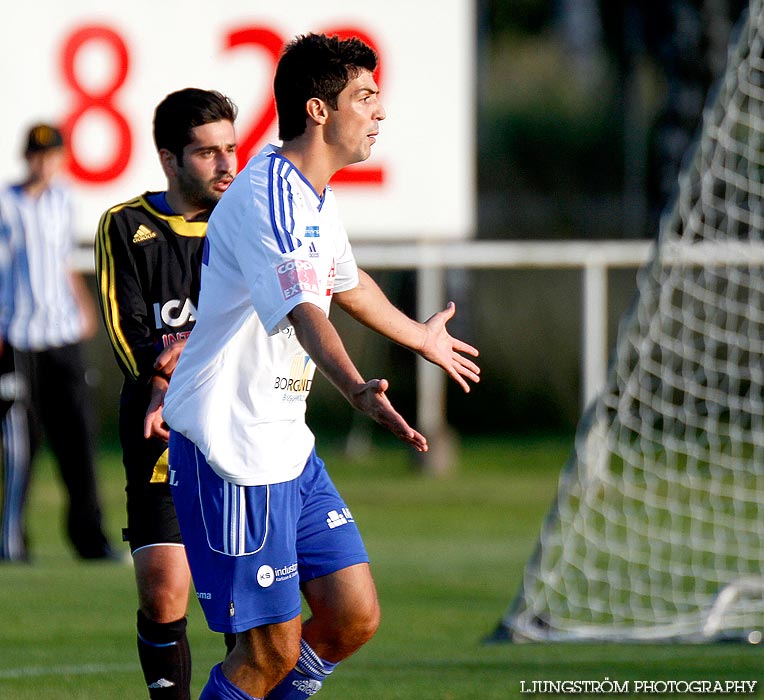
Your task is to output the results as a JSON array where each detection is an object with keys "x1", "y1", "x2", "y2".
[{"x1": 169, "y1": 431, "x2": 369, "y2": 633}]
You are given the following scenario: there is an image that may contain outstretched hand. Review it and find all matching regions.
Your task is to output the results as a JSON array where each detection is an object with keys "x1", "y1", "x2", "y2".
[
  {"x1": 420, "y1": 302, "x2": 480, "y2": 393},
  {"x1": 350, "y1": 378, "x2": 428, "y2": 452}
]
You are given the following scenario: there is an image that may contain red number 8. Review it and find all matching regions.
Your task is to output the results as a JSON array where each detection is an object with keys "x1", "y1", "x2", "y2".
[{"x1": 60, "y1": 25, "x2": 132, "y2": 183}]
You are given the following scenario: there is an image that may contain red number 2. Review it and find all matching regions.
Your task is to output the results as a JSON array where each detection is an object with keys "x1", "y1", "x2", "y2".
[{"x1": 223, "y1": 24, "x2": 385, "y2": 185}]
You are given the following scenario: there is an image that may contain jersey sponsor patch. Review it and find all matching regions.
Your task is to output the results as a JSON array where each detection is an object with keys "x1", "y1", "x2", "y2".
[{"x1": 276, "y1": 259, "x2": 320, "y2": 300}]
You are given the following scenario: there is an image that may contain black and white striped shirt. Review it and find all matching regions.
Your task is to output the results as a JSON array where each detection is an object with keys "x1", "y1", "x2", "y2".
[{"x1": 0, "y1": 180, "x2": 84, "y2": 350}]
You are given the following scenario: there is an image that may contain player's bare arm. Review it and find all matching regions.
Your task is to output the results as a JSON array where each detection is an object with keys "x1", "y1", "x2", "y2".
[
  {"x1": 287, "y1": 301, "x2": 428, "y2": 452},
  {"x1": 333, "y1": 269, "x2": 481, "y2": 392},
  {"x1": 143, "y1": 340, "x2": 187, "y2": 441}
]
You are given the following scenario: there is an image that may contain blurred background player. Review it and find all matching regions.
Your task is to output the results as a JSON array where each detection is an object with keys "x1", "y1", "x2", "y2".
[
  {"x1": 0, "y1": 123, "x2": 113, "y2": 562},
  {"x1": 95, "y1": 89, "x2": 238, "y2": 700}
]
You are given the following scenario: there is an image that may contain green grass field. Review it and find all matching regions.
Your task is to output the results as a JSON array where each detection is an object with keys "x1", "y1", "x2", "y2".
[{"x1": 0, "y1": 433, "x2": 762, "y2": 699}]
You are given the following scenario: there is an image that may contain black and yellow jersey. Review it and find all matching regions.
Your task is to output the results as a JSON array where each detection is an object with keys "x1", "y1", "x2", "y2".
[{"x1": 95, "y1": 191, "x2": 207, "y2": 387}]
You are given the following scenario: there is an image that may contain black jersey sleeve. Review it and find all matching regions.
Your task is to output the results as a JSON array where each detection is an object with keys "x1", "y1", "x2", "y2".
[{"x1": 95, "y1": 201, "x2": 159, "y2": 384}]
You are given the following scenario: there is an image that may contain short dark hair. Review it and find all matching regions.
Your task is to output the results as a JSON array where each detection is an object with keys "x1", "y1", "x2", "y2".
[
  {"x1": 153, "y1": 88, "x2": 237, "y2": 164},
  {"x1": 274, "y1": 33, "x2": 378, "y2": 142}
]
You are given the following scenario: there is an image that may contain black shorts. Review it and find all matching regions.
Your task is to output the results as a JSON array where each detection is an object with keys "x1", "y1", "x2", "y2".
[
  {"x1": 120, "y1": 384, "x2": 183, "y2": 553},
  {"x1": 124, "y1": 475, "x2": 182, "y2": 553}
]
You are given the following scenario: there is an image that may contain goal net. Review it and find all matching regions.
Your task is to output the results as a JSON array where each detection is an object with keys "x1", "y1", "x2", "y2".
[{"x1": 496, "y1": 0, "x2": 764, "y2": 643}]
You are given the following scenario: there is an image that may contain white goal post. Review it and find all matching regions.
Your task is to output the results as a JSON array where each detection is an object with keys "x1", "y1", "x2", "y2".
[{"x1": 493, "y1": 0, "x2": 764, "y2": 643}]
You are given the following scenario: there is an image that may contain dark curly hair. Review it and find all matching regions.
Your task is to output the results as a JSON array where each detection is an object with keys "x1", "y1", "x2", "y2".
[
  {"x1": 153, "y1": 88, "x2": 238, "y2": 164},
  {"x1": 274, "y1": 33, "x2": 378, "y2": 141}
]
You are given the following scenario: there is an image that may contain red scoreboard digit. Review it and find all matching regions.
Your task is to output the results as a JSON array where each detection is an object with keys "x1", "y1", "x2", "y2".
[
  {"x1": 60, "y1": 25, "x2": 132, "y2": 183},
  {"x1": 58, "y1": 23, "x2": 385, "y2": 187}
]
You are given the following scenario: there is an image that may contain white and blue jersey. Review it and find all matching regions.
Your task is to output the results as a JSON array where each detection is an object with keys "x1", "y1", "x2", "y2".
[
  {"x1": 0, "y1": 181, "x2": 84, "y2": 350},
  {"x1": 164, "y1": 145, "x2": 359, "y2": 486}
]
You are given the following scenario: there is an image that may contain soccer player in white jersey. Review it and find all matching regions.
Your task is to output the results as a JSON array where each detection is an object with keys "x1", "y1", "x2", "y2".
[{"x1": 162, "y1": 33, "x2": 480, "y2": 700}]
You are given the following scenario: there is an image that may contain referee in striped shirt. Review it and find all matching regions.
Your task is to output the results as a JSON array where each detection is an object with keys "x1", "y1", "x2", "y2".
[{"x1": 0, "y1": 123, "x2": 114, "y2": 562}]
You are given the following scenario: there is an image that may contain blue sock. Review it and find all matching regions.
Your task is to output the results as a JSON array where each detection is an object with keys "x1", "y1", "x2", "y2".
[
  {"x1": 200, "y1": 663, "x2": 262, "y2": 700},
  {"x1": 265, "y1": 640, "x2": 338, "y2": 699}
]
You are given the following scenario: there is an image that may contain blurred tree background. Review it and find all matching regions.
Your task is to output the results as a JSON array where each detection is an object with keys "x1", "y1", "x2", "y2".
[{"x1": 479, "y1": 0, "x2": 747, "y2": 242}]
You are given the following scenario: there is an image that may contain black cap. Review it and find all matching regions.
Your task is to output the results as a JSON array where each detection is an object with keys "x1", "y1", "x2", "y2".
[{"x1": 25, "y1": 124, "x2": 64, "y2": 154}]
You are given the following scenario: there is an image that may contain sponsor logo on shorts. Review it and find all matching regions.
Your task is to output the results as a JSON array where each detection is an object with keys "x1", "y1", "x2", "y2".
[
  {"x1": 257, "y1": 562, "x2": 298, "y2": 588},
  {"x1": 326, "y1": 508, "x2": 355, "y2": 529},
  {"x1": 274, "y1": 562, "x2": 298, "y2": 582},
  {"x1": 196, "y1": 591, "x2": 212, "y2": 600},
  {"x1": 257, "y1": 565, "x2": 275, "y2": 588}
]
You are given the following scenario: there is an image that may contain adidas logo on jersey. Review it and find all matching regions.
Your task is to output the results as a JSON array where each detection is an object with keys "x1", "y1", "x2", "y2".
[{"x1": 133, "y1": 224, "x2": 158, "y2": 243}]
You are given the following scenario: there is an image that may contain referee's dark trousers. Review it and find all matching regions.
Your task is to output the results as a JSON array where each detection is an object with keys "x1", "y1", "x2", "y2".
[{"x1": 0, "y1": 342, "x2": 112, "y2": 561}]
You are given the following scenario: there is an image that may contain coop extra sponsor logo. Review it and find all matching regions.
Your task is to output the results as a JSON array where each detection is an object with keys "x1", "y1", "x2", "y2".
[{"x1": 276, "y1": 259, "x2": 319, "y2": 300}]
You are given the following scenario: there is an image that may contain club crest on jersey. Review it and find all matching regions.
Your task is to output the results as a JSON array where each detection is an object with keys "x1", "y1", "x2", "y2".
[
  {"x1": 276, "y1": 259, "x2": 319, "y2": 300},
  {"x1": 305, "y1": 225, "x2": 320, "y2": 238}
]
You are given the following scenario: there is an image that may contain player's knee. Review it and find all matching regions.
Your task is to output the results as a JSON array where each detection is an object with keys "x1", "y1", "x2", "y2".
[
  {"x1": 138, "y1": 587, "x2": 188, "y2": 623},
  {"x1": 238, "y1": 623, "x2": 302, "y2": 677},
  {"x1": 272, "y1": 643, "x2": 301, "y2": 678},
  {"x1": 237, "y1": 637, "x2": 300, "y2": 686},
  {"x1": 352, "y1": 597, "x2": 381, "y2": 646},
  {"x1": 330, "y1": 597, "x2": 380, "y2": 656}
]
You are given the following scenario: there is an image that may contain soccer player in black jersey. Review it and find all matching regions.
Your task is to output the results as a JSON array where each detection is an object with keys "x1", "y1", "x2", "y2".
[{"x1": 95, "y1": 88, "x2": 238, "y2": 700}]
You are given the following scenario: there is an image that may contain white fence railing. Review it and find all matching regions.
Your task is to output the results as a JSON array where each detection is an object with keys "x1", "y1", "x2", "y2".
[
  {"x1": 76, "y1": 239, "x2": 655, "y2": 469},
  {"x1": 350, "y1": 240, "x2": 653, "y2": 429}
]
